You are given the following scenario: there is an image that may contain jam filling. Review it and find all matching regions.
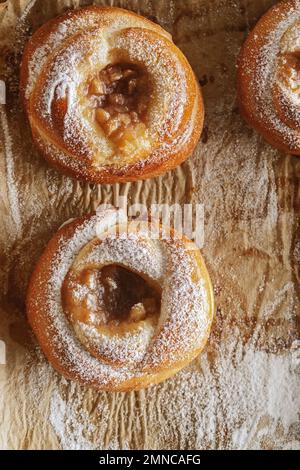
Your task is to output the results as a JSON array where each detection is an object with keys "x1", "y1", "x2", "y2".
[{"x1": 87, "y1": 63, "x2": 151, "y2": 155}]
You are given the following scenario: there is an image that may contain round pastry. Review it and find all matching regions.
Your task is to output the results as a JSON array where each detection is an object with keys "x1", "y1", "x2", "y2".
[
  {"x1": 20, "y1": 6, "x2": 204, "y2": 183},
  {"x1": 237, "y1": 0, "x2": 300, "y2": 154},
  {"x1": 26, "y1": 209, "x2": 214, "y2": 391}
]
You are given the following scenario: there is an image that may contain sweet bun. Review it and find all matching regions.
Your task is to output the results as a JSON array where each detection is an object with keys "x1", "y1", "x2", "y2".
[
  {"x1": 237, "y1": 0, "x2": 300, "y2": 154},
  {"x1": 20, "y1": 6, "x2": 204, "y2": 183},
  {"x1": 26, "y1": 209, "x2": 214, "y2": 391}
]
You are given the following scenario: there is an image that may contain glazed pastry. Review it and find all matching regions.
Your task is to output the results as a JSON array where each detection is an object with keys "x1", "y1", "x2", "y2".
[
  {"x1": 20, "y1": 6, "x2": 204, "y2": 183},
  {"x1": 237, "y1": 0, "x2": 300, "y2": 154},
  {"x1": 26, "y1": 209, "x2": 214, "y2": 391}
]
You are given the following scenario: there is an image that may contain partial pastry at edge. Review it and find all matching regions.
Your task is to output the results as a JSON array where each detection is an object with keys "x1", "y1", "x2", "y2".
[
  {"x1": 26, "y1": 209, "x2": 214, "y2": 391},
  {"x1": 20, "y1": 6, "x2": 204, "y2": 183},
  {"x1": 237, "y1": 0, "x2": 300, "y2": 155}
]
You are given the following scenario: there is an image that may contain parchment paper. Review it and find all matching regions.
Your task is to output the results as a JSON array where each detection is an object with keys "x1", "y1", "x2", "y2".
[{"x1": 0, "y1": 0, "x2": 299, "y2": 450}]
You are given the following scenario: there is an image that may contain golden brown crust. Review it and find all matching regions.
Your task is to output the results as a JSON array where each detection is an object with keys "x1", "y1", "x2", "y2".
[
  {"x1": 237, "y1": 0, "x2": 300, "y2": 155},
  {"x1": 20, "y1": 6, "x2": 204, "y2": 183},
  {"x1": 26, "y1": 210, "x2": 214, "y2": 391}
]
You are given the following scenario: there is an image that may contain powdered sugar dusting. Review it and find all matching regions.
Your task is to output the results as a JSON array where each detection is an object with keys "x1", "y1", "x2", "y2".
[
  {"x1": 75, "y1": 320, "x2": 156, "y2": 365},
  {"x1": 1, "y1": 0, "x2": 299, "y2": 451},
  {"x1": 249, "y1": 1, "x2": 300, "y2": 147},
  {"x1": 0, "y1": 108, "x2": 22, "y2": 232},
  {"x1": 44, "y1": 341, "x2": 300, "y2": 450},
  {"x1": 34, "y1": 209, "x2": 211, "y2": 388},
  {"x1": 24, "y1": 6, "x2": 195, "y2": 173}
]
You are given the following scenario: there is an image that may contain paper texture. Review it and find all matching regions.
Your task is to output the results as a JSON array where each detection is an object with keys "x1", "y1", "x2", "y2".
[{"x1": 0, "y1": 0, "x2": 299, "y2": 450}]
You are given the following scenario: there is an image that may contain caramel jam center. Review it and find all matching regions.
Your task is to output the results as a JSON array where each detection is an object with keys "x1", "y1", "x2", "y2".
[
  {"x1": 62, "y1": 264, "x2": 161, "y2": 328},
  {"x1": 87, "y1": 63, "x2": 151, "y2": 155}
]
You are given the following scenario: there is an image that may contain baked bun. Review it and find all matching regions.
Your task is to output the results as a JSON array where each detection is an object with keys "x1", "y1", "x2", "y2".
[
  {"x1": 20, "y1": 6, "x2": 204, "y2": 183},
  {"x1": 237, "y1": 0, "x2": 300, "y2": 154},
  {"x1": 26, "y1": 209, "x2": 214, "y2": 391}
]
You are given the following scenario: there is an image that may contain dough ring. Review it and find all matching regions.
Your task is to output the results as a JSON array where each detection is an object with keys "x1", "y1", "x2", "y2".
[
  {"x1": 238, "y1": 0, "x2": 300, "y2": 154},
  {"x1": 26, "y1": 209, "x2": 214, "y2": 391},
  {"x1": 21, "y1": 6, "x2": 204, "y2": 182}
]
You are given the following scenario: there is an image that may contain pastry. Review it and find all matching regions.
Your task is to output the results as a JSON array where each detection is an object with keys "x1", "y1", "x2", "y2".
[
  {"x1": 20, "y1": 6, "x2": 204, "y2": 183},
  {"x1": 237, "y1": 0, "x2": 300, "y2": 154},
  {"x1": 26, "y1": 208, "x2": 214, "y2": 391}
]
